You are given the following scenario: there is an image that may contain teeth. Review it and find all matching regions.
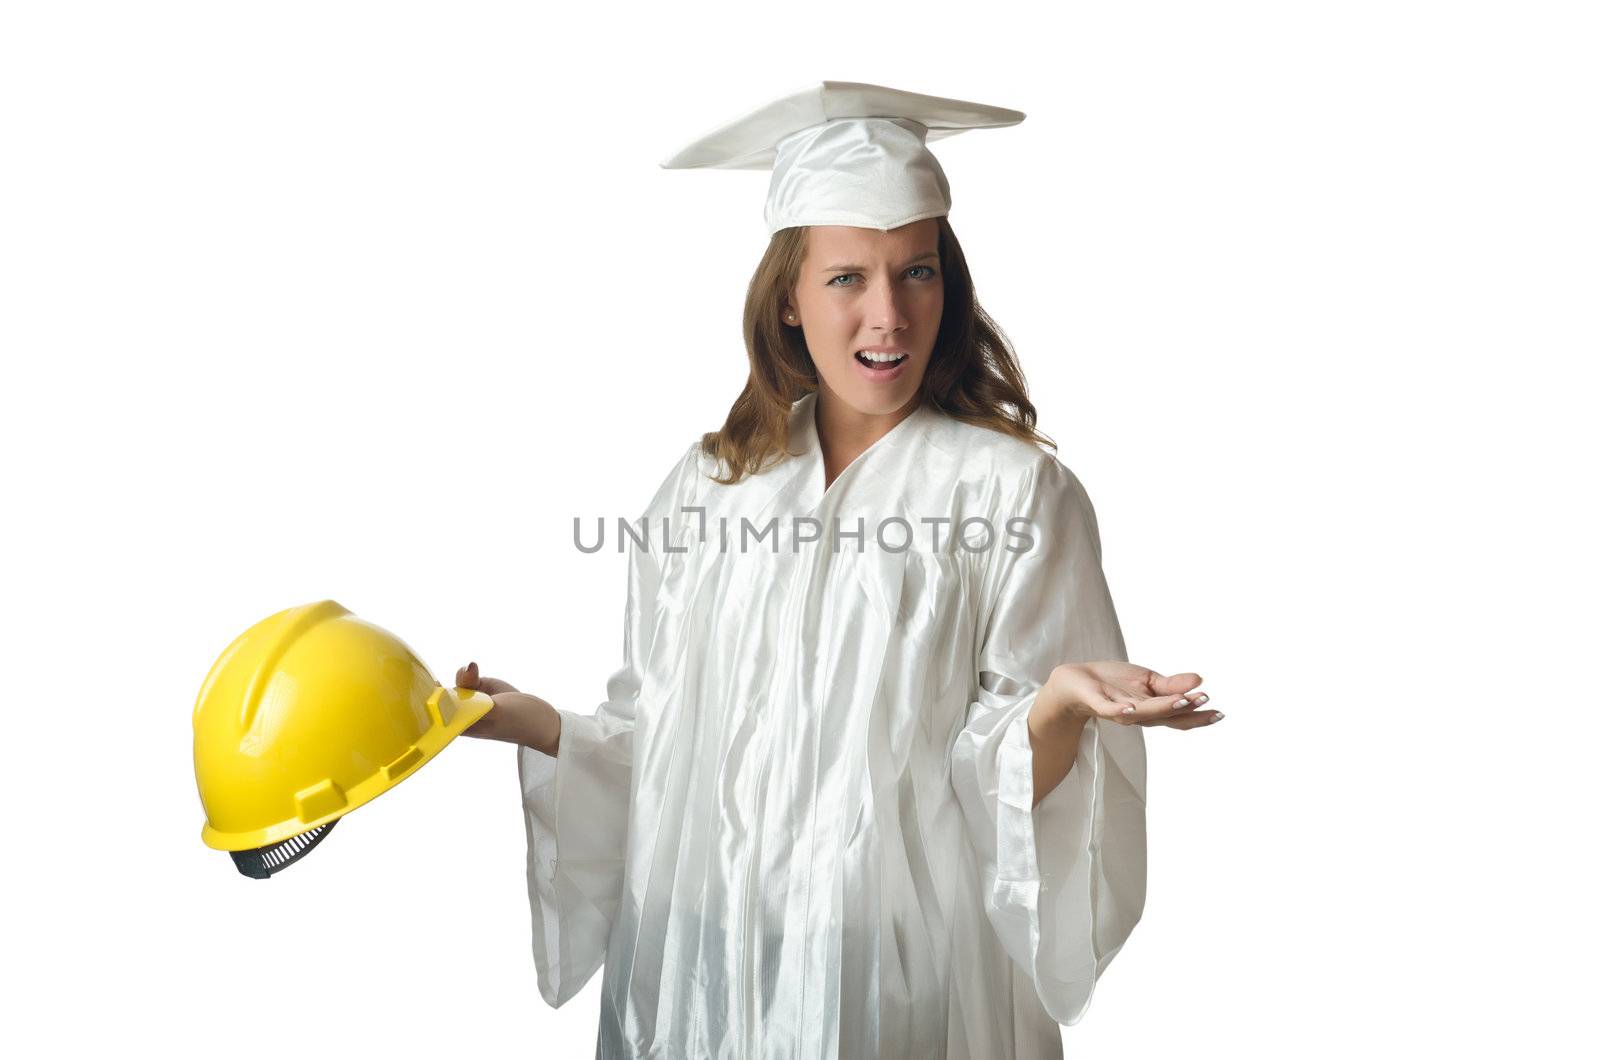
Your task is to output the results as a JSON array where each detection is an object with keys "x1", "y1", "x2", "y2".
[{"x1": 857, "y1": 350, "x2": 907, "y2": 363}]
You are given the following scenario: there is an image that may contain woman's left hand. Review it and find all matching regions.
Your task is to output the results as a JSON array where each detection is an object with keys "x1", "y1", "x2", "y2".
[{"x1": 1043, "y1": 661, "x2": 1222, "y2": 729}]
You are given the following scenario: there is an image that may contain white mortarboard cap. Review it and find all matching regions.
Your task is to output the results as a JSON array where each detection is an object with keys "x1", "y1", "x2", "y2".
[{"x1": 660, "y1": 81, "x2": 1025, "y2": 236}]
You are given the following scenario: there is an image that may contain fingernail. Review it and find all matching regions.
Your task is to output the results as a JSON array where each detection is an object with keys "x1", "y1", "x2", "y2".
[
  {"x1": 1120, "y1": 706, "x2": 1136, "y2": 715},
  {"x1": 1176, "y1": 698, "x2": 1190, "y2": 708},
  {"x1": 1194, "y1": 693, "x2": 1209, "y2": 705},
  {"x1": 1209, "y1": 712, "x2": 1224, "y2": 723}
]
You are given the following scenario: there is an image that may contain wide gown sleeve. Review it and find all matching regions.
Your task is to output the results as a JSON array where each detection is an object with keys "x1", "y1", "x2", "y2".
[
  {"x1": 948, "y1": 456, "x2": 1148, "y2": 1026},
  {"x1": 516, "y1": 443, "x2": 701, "y2": 1008}
]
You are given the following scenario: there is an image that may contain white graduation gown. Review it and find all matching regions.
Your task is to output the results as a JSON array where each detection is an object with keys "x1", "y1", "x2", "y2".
[{"x1": 518, "y1": 392, "x2": 1147, "y2": 1059}]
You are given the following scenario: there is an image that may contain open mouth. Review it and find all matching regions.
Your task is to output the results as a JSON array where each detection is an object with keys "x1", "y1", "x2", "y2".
[{"x1": 855, "y1": 351, "x2": 909, "y2": 371}]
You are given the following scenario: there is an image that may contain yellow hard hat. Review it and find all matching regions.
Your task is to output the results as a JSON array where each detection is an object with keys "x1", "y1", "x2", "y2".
[{"x1": 193, "y1": 600, "x2": 493, "y2": 878}]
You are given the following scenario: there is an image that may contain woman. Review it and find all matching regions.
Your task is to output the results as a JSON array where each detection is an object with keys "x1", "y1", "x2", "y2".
[{"x1": 459, "y1": 82, "x2": 1220, "y2": 1059}]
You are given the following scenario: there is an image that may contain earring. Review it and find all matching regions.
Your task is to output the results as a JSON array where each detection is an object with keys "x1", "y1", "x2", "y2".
[{"x1": 785, "y1": 313, "x2": 797, "y2": 323}]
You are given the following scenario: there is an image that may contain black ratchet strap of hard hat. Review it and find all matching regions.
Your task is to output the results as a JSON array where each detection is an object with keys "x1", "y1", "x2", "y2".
[{"x1": 229, "y1": 818, "x2": 339, "y2": 880}]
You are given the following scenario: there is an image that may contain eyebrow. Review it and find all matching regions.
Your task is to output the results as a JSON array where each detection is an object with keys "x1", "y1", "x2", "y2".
[{"x1": 822, "y1": 251, "x2": 939, "y2": 273}]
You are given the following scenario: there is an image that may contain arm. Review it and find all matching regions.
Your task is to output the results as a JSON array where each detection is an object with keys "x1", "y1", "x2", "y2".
[
  {"x1": 949, "y1": 456, "x2": 1147, "y2": 1026},
  {"x1": 1028, "y1": 689, "x2": 1088, "y2": 809}
]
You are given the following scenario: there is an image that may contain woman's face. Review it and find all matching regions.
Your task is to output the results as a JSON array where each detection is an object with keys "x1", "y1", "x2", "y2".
[{"x1": 784, "y1": 220, "x2": 944, "y2": 419}]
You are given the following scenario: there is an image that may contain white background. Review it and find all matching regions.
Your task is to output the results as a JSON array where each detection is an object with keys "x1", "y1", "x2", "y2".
[{"x1": 2, "y1": 2, "x2": 1595, "y2": 1057}]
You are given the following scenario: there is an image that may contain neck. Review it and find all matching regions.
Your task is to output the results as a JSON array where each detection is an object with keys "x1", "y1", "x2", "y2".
[{"x1": 813, "y1": 388, "x2": 920, "y2": 488}]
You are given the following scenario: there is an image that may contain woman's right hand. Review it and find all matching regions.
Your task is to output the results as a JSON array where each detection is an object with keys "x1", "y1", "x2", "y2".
[{"x1": 455, "y1": 661, "x2": 562, "y2": 755}]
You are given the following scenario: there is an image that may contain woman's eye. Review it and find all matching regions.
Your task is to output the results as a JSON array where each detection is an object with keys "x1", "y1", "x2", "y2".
[{"x1": 828, "y1": 267, "x2": 936, "y2": 287}]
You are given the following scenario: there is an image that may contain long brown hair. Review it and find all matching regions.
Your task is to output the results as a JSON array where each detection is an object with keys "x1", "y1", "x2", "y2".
[{"x1": 700, "y1": 216, "x2": 1055, "y2": 485}]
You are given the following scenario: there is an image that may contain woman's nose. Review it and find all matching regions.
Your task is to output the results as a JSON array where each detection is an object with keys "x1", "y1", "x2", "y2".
[{"x1": 869, "y1": 281, "x2": 910, "y2": 333}]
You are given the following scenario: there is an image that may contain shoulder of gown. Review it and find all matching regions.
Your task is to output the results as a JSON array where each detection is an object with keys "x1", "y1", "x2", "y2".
[
  {"x1": 636, "y1": 439, "x2": 713, "y2": 522},
  {"x1": 917, "y1": 410, "x2": 1092, "y2": 513}
]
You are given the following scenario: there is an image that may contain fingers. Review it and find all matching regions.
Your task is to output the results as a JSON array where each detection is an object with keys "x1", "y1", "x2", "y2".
[
  {"x1": 462, "y1": 693, "x2": 510, "y2": 740},
  {"x1": 1110, "y1": 691, "x2": 1221, "y2": 727},
  {"x1": 1109, "y1": 692, "x2": 1188, "y2": 724},
  {"x1": 455, "y1": 661, "x2": 480, "y2": 689},
  {"x1": 1169, "y1": 690, "x2": 1210, "y2": 714},
  {"x1": 1148, "y1": 671, "x2": 1203, "y2": 697},
  {"x1": 463, "y1": 692, "x2": 529, "y2": 742},
  {"x1": 1144, "y1": 709, "x2": 1223, "y2": 730}
]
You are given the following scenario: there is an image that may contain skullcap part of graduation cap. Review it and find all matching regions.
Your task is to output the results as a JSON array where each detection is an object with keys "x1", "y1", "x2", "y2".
[{"x1": 659, "y1": 81, "x2": 1025, "y2": 236}]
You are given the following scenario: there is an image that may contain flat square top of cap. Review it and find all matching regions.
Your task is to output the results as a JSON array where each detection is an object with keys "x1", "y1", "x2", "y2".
[{"x1": 659, "y1": 80, "x2": 1025, "y2": 171}]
